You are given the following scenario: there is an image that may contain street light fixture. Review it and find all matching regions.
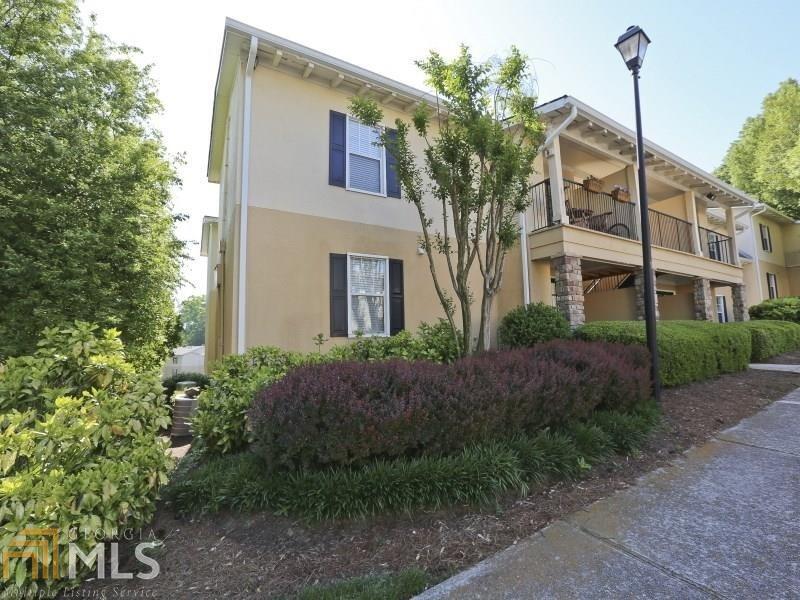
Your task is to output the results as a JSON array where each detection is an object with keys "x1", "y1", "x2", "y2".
[{"x1": 615, "y1": 25, "x2": 661, "y2": 402}]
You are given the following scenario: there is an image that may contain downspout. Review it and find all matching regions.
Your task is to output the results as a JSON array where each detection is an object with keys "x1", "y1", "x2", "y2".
[
  {"x1": 748, "y1": 203, "x2": 768, "y2": 301},
  {"x1": 237, "y1": 36, "x2": 258, "y2": 354},
  {"x1": 520, "y1": 102, "x2": 578, "y2": 305}
]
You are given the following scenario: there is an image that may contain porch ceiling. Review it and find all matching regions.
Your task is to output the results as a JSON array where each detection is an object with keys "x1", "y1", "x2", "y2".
[{"x1": 538, "y1": 97, "x2": 758, "y2": 209}]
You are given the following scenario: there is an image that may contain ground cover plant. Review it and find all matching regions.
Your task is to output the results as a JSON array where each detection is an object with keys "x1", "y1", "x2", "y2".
[{"x1": 0, "y1": 323, "x2": 172, "y2": 595}]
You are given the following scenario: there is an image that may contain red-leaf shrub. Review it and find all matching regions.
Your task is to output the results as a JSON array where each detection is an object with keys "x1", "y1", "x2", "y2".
[{"x1": 249, "y1": 340, "x2": 650, "y2": 470}]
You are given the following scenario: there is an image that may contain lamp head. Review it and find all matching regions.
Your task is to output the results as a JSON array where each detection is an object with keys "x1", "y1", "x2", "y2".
[{"x1": 615, "y1": 25, "x2": 651, "y2": 72}]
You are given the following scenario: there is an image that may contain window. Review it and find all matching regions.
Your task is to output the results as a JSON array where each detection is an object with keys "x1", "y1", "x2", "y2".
[
  {"x1": 347, "y1": 118, "x2": 385, "y2": 195},
  {"x1": 716, "y1": 295, "x2": 728, "y2": 323},
  {"x1": 759, "y1": 223, "x2": 773, "y2": 253},
  {"x1": 347, "y1": 254, "x2": 389, "y2": 336},
  {"x1": 329, "y1": 111, "x2": 400, "y2": 197},
  {"x1": 767, "y1": 272, "x2": 779, "y2": 299},
  {"x1": 330, "y1": 254, "x2": 404, "y2": 338}
]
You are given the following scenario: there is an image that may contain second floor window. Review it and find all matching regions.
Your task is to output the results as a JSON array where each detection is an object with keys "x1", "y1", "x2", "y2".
[
  {"x1": 347, "y1": 118, "x2": 385, "y2": 195},
  {"x1": 767, "y1": 272, "x2": 778, "y2": 299},
  {"x1": 759, "y1": 223, "x2": 773, "y2": 253}
]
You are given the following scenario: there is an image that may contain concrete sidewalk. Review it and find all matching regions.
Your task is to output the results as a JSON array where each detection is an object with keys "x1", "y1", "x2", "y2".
[{"x1": 418, "y1": 388, "x2": 800, "y2": 600}]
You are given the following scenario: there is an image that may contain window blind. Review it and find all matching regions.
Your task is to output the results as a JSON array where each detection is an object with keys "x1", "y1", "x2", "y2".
[{"x1": 348, "y1": 119, "x2": 383, "y2": 194}]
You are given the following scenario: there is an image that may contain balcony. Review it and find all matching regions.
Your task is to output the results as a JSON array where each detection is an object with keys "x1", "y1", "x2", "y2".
[{"x1": 530, "y1": 179, "x2": 736, "y2": 265}]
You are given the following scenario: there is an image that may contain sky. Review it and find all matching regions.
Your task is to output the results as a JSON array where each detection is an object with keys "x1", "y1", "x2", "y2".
[{"x1": 81, "y1": 0, "x2": 799, "y2": 303}]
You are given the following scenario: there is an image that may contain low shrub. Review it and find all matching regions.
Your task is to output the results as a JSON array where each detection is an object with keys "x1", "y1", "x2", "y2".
[
  {"x1": 328, "y1": 320, "x2": 461, "y2": 363},
  {"x1": 576, "y1": 320, "x2": 751, "y2": 386},
  {"x1": 194, "y1": 322, "x2": 462, "y2": 456},
  {"x1": 730, "y1": 320, "x2": 800, "y2": 361},
  {"x1": 192, "y1": 346, "x2": 313, "y2": 455},
  {"x1": 167, "y1": 402, "x2": 659, "y2": 520},
  {"x1": 0, "y1": 323, "x2": 172, "y2": 596},
  {"x1": 749, "y1": 296, "x2": 800, "y2": 323},
  {"x1": 497, "y1": 302, "x2": 571, "y2": 348},
  {"x1": 249, "y1": 340, "x2": 650, "y2": 470},
  {"x1": 162, "y1": 371, "x2": 210, "y2": 400}
]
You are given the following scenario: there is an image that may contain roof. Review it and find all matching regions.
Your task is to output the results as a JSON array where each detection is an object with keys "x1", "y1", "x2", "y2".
[
  {"x1": 536, "y1": 96, "x2": 759, "y2": 209},
  {"x1": 207, "y1": 18, "x2": 437, "y2": 182},
  {"x1": 757, "y1": 203, "x2": 798, "y2": 225}
]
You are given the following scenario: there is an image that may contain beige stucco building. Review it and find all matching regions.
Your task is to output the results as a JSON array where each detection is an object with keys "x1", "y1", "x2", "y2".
[
  {"x1": 733, "y1": 204, "x2": 800, "y2": 308},
  {"x1": 202, "y1": 18, "x2": 782, "y2": 367}
]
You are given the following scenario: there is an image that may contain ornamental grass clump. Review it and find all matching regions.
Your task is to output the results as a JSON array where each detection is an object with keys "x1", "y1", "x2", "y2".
[{"x1": 249, "y1": 340, "x2": 650, "y2": 470}]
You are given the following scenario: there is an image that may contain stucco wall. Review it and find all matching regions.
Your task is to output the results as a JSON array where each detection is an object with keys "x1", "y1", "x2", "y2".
[
  {"x1": 244, "y1": 207, "x2": 525, "y2": 353},
  {"x1": 584, "y1": 288, "x2": 635, "y2": 321}
]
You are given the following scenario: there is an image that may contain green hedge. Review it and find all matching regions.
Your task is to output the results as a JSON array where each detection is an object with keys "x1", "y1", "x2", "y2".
[
  {"x1": 166, "y1": 403, "x2": 659, "y2": 521},
  {"x1": 576, "y1": 320, "x2": 751, "y2": 387},
  {"x1": 730, "y1": 320, "x2": 800, "y2": 361}
]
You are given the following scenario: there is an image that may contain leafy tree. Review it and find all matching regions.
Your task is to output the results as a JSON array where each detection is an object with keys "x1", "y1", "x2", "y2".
[
  {"x1": 351, "y1": 46, "x2": 545, "y2": 355},
  {"x1": 0, "y1": 0, "x2": 183, "y2": 368},
  {"x1": 717, "y1": 79, "x2": 800, "y2": 219},
  {"x1": 179, "y1": 294, "x2": 206, "y2": 346}
]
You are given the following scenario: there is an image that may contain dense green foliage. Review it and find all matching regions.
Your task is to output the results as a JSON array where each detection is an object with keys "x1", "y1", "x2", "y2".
[
  {"x1": 178, "y1": 295, "x2": 206, "y2": 346},
  {"x1": 161, "y1": 371, "x2": 210, "y2": 401},
  {"x1": 577, "y1": 321, "x2": 751, "y2": 387},
  {"x1": 0, "y1": 0, "x2": 183, "y2": 369},
  {"x1": 296, "y1": 569, "x2": 430, "y2": 600},
  {"x1": 194, "y1": 322, "x2": 462, "y2": 455},
  {"x1": 193, "y1": 346, "x2": 313, "y2": 455},
  {"x1": 250, "y1": 341, "x2": 649, "y2": 469},
  {"x1": 749, "y1": 296, "x2": 800, "y2": 323},
  {"x1": 351, "y1": 47, "x2": 546, "y2": 354},
  {"x1": 716, "y1": 79, "x2": 800, "y2": 219},
  {"x1": 497, "y1": 302, "x2": 571, "y2": 348},
  {"x1": 0, "y1": 323, "x2": 172, "y2": 594},
  {"x1": 730, "y1": 320, "x2": 800, "y2": 361},
  {"x1": 167, "y1": 402, "x2": 658, "y2": 520}
]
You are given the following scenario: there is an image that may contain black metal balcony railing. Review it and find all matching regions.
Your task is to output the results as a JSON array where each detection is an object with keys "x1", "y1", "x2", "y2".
[
  {"x1": 530, "y1": 179, "x2": 737, "y2": 266},
  {"x1": 562, "y1": 180, "x2": 639, "y2": 241},
  {"x1": 699, "y1": 226, "x2": 735, "y2": 264},
  {"x1": 648, "y1": 209, "x2": 694, "y2": 254},
  {"x1": 530, "y1": 179, "x2": 555, "y2": 231}
]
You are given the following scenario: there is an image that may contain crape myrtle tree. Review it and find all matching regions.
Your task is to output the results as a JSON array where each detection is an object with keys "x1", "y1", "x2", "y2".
[
  {"x1": 0, "y1": 0, "x2": 184, "y2": 369},
  {"x1": 716, "y1": 79, "x2": 800, "y2": 219},
  {"x1": 351, "y1": 46, "x2": 545, "y2": 356}
]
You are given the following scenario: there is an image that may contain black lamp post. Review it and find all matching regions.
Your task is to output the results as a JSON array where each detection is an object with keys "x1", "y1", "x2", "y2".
[{"x1": 615, "y1": 25, "x2": 661, "y2": 402}]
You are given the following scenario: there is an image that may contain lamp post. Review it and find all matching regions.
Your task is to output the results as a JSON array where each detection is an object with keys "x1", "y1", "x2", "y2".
[{"x1": 615, "y1": 25, "x2": 661, "y2": 402}]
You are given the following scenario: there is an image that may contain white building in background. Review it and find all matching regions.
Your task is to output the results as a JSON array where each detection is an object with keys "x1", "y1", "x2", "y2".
[{"x1": 162, "y1": 345, "x2": 205, "y2": 379}]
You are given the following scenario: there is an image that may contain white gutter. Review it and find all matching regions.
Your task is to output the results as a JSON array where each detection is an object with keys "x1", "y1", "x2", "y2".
[
  {"x1": 520, "y1": 102, "x2": 578, "y2": 305},
  {"x1": 237, "y1": 35, "x2": 258, "y2": 354}
]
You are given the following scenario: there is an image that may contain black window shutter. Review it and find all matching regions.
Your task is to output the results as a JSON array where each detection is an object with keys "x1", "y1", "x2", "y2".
[
  {"x1": 330, "y1": 254, "x2": 348, "y2": 336},
  {"x1": 386, "y1": 128, "x2": 401, "y2": 198},
  {"x1": 329, "y1": 111, "x2": 346, "y2": 187},
  {"x1": 389, "y1": 259, "x2": 405, "y2": 335}
]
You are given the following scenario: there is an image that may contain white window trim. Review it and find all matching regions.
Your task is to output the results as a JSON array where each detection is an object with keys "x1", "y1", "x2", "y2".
[
  {"x1": 345, "y1": 116, "x2": 387, "y2": 198},
  {"x1": 346, "y1": 252, "x2": 390, "y2": 338}
]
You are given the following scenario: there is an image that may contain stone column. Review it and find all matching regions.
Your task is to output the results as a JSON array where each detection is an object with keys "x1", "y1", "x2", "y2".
[
  {"x1": 552, "y1": 254, "x2": 585, "y2": 328},
  {"x1": 634, "y1": 268, "x2": 660, "y2": 320},
  {"x1": 732, "y1": 283, "x2": 749, "y2": 321},
  {"x1": 693, "y1": 278, "x2": 715, "y2": 320}
]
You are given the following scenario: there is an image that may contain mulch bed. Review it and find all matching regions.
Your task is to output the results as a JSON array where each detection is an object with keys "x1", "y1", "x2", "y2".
[{"x1": 79, "y1": 360, "x2": 800, "y2": 599}]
